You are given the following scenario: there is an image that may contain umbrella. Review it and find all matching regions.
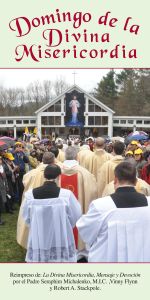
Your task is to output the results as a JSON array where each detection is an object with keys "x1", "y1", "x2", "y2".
[
  {"x1": 127, "y1": 131, "x2": 149, "y2": 141},
  {"x1": 0, "y1": 136, "x2": 15, "y2": 147},
  {"x1": 30, "y1": 137, "x2": 39, "y2": 143},
  {"x1": 0, "y1": 141, "x2": 8, "y2": 150},
  {"x1": 111, "y1": 136, "x2": 125, "y2": 143},
  {"x1": 0, "y1": 136, "x2": 14, "y2": 140},
  {"x1": 40, "y1": 138, "x2": 50, "y2": 144}
]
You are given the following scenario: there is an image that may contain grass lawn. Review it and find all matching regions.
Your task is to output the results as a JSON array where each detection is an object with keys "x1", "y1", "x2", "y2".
[{"x1": 0, "y1": 206, "x2": 26, "y2": 262}]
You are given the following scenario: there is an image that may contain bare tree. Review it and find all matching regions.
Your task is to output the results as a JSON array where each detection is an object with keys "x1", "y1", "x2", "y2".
[
  {"x1": 0, "y1": 86, "x2": 8, "y2": 108},
  {"x1": 53, "y1": 76, "x2": 70, "y2": 96},
  {"x1": 27, "y1": 81, "x2": 42, "y2": 106},
  {"x1": 7, "y1": 88, "x2": 24, "y2": 107},
  {"x1": 18, "y1": 88, "x2": 26, "y2": 107},
  {"x1": 42, "y1": 80, "x2": 53, "y2": 103}
]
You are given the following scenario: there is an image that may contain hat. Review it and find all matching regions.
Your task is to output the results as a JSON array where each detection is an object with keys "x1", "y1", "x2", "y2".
[
  {"x1": 4, "y1": 153, "x2": 14, "y2": 160},
  {"x1": 125, "y1": 151, "x2": 133, "y2": 156},
  {"x1": 15, "y1": 141, "x2": 23, "y2": 146},
  {"x1": 134, "y1": 148, "x2": 143, "y2": 155},
  {"x1": 130, "y1": 140, "x2": 138, "y2": 145},
  {"x1": 86, "y1": 137, "x2": 94, "y2": 142}
]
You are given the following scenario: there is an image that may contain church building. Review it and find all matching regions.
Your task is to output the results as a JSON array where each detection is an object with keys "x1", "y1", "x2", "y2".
[
  {"x1": 35, "y1": 84, "x2": 114, "y2": 139},
  {"x1": 0, "y1": 84, "x2": 150, "y2": 138}
]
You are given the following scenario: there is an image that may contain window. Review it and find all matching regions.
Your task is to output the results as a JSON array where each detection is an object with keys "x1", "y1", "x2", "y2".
[
  {"x1": 41, "y1": 117, "x2": 47, "y2": 125},
  {"x1": 144, "y1": 120, "x2": 150, "y2": 124},
  {"x1": 95, "y1": 116, "x2": 101, "y2": 125},
  {"x1": 88, "y1": 116, "x2": 94, "y2": 125},
  {"x1": 55, "y1": 116, "x2": 61, "y2": 125},
  {"x1": 46, "y1": 105, "x2": 55, "y2": 112},
  {"x1": 55, "y1": 101, "x2": 61, "y2": 112},
  {"x1": 0, "y1": 120, "x2": 6, "y2": 124},
  {"x1": 23, "y1": 120, "x2": 29, "y2": 124},
  {"x1": 88, "y1": 116, "x2": 108, "y2": 126},
  {"x1": 8, "y1": 120, "x2": 14, "y2": 124},
  {"x1": 128, "y1": 120, "x2": 134, "y2": 124},
  {"x1": 44, "y1": 100, "x2": 61, "y2": 112},
  {"x1": 120, "y1": 120, "x2": 126, "y2": 124},
  {"x1": 16, "y1": 120, "x2": 22, "y2": 124},
  {"x1": 30, "y1": 120, "x2": 36, "y2": 124},
  {"x1": 95, "y1": 105, "x2": 102, "y2": 112},
  {"x1": 48, "y1": 117, "x2": 54, "y2": 125},
  {"x1": 41, "y1": 116, "x2": 61, "y2": 126},
  {"x1": 102, "y1": 116, "x2": 108, "y2": 125},
  {"x1": 136, "y1": 120, "x2": 142, "y2": 124},
  {"x1": 113, "y1": 120, "x2": 119, "y2": 124},
  {"x1": 88, "y1": 100, "x2": 105, "y2": 113},
  {"x1": 88, "y1": 101, "x2": 94, "y2": 112}
]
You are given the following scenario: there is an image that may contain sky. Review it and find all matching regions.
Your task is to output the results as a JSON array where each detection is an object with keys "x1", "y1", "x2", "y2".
[{"x1": 0, "y1": 69, "x2": 113, "y2": 92}]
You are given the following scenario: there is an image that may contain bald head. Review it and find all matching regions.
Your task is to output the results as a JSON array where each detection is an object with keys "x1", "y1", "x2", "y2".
[
  {"x1": 95, "y1": 137, "x2": 105, "y2": 149},
  {"x1": 42, "y1": 152, "x2": 55, "y2": 164},
  {"x1": 65, "y1": 146, "x2": 78, "y2": 160}
]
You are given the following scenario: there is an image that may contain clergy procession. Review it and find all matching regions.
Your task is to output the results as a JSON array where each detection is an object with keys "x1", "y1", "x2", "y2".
[{"x1": 1, "y1": 133, "x2": 150, "y2": 263}]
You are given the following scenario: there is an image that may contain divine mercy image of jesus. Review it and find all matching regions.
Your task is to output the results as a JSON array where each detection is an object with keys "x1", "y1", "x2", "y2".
[
  {"x1": 69, "y1": 95, "x2": 80, "y2": 124},
  {"x1": 65, "y1": 92, "x2": 84, "y2": 127}
]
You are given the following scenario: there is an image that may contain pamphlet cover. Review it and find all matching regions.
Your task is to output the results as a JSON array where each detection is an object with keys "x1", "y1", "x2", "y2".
[{"x1": 0, "y1": 1, "x2": 150, "y2": 299}]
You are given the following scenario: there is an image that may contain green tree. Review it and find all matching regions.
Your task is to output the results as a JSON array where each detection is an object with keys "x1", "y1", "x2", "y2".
[
  {"x1": 116, "y1": 69, "x2": 137, "y2": 92},
  {"x1": 136, "y1": 69, "x2": 150, "y2": 116},
  {"x1": 94, "y1": 70, "x2": 118, "y2": 110},
  {"x1": 115, "y1": 69, "x2": 150, "y2": 116}
]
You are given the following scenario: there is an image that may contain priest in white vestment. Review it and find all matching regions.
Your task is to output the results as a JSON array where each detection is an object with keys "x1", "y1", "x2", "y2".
[
  {"x1": 102, "y1": 177, "x2": 150, "y2": 197},
  {"x1": 90, "y1": 137, "x2": 112, "y2": 181},
  {"x1": 56, "y1": 143, "x2": 65, "y2": 163},
  {"x1": 22, "y1": 164, "x2": 81, "y2": 262},
  {"x1": 77, "y1": 144, "x2": 94, "y2": 172},
  {"x1": 17, "y1": 152, "x2": 56, "y2": 248},
  {"x1": 61, "y1": 146, "x2": 98, "y2": 260},
  {"x1": 77, "y1": 161, "x2": 150, "y2": 262},
  {"x1": 97, "y1": 141, "x2": 125, "y2": 197}
]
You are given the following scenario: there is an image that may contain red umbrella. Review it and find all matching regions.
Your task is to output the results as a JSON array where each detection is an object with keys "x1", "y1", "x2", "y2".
[
  {"x1": 0, "y1": 136, "x2": 15, "y2": 146},
  {"x1": 0, "y1": 141, "x2": 8, "y2": 150},
  {"x1": 0, "y1": 136, "x2": 14, "y2": 140}
]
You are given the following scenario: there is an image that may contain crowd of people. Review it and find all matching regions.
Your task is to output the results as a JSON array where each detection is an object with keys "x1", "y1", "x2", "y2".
[{"x1": 0, "y1": 134, "x2": 150, "y2": 262}]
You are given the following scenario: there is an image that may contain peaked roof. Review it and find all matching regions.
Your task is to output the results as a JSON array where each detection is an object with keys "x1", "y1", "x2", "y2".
[{"x1": 35, "y1": 84, "x2": 115, "y2": 114}]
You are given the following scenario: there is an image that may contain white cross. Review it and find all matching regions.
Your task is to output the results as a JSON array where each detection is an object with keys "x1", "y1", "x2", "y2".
[{"x1": 72, "y1": 71, "x2": 78, "y2": 85}]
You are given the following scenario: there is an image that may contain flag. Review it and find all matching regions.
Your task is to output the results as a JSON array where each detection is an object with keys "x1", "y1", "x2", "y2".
[
  {"x1": 24, "y1": 127, "x2": 29, "y2": 134},
  {"x1": 33, "y1": 127, "x2": 38, "y2": 135}
]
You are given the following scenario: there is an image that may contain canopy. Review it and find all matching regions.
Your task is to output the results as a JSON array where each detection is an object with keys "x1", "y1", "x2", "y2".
[{"x1": 127, "y1": 131, "x2": 149, "y2": 141}]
